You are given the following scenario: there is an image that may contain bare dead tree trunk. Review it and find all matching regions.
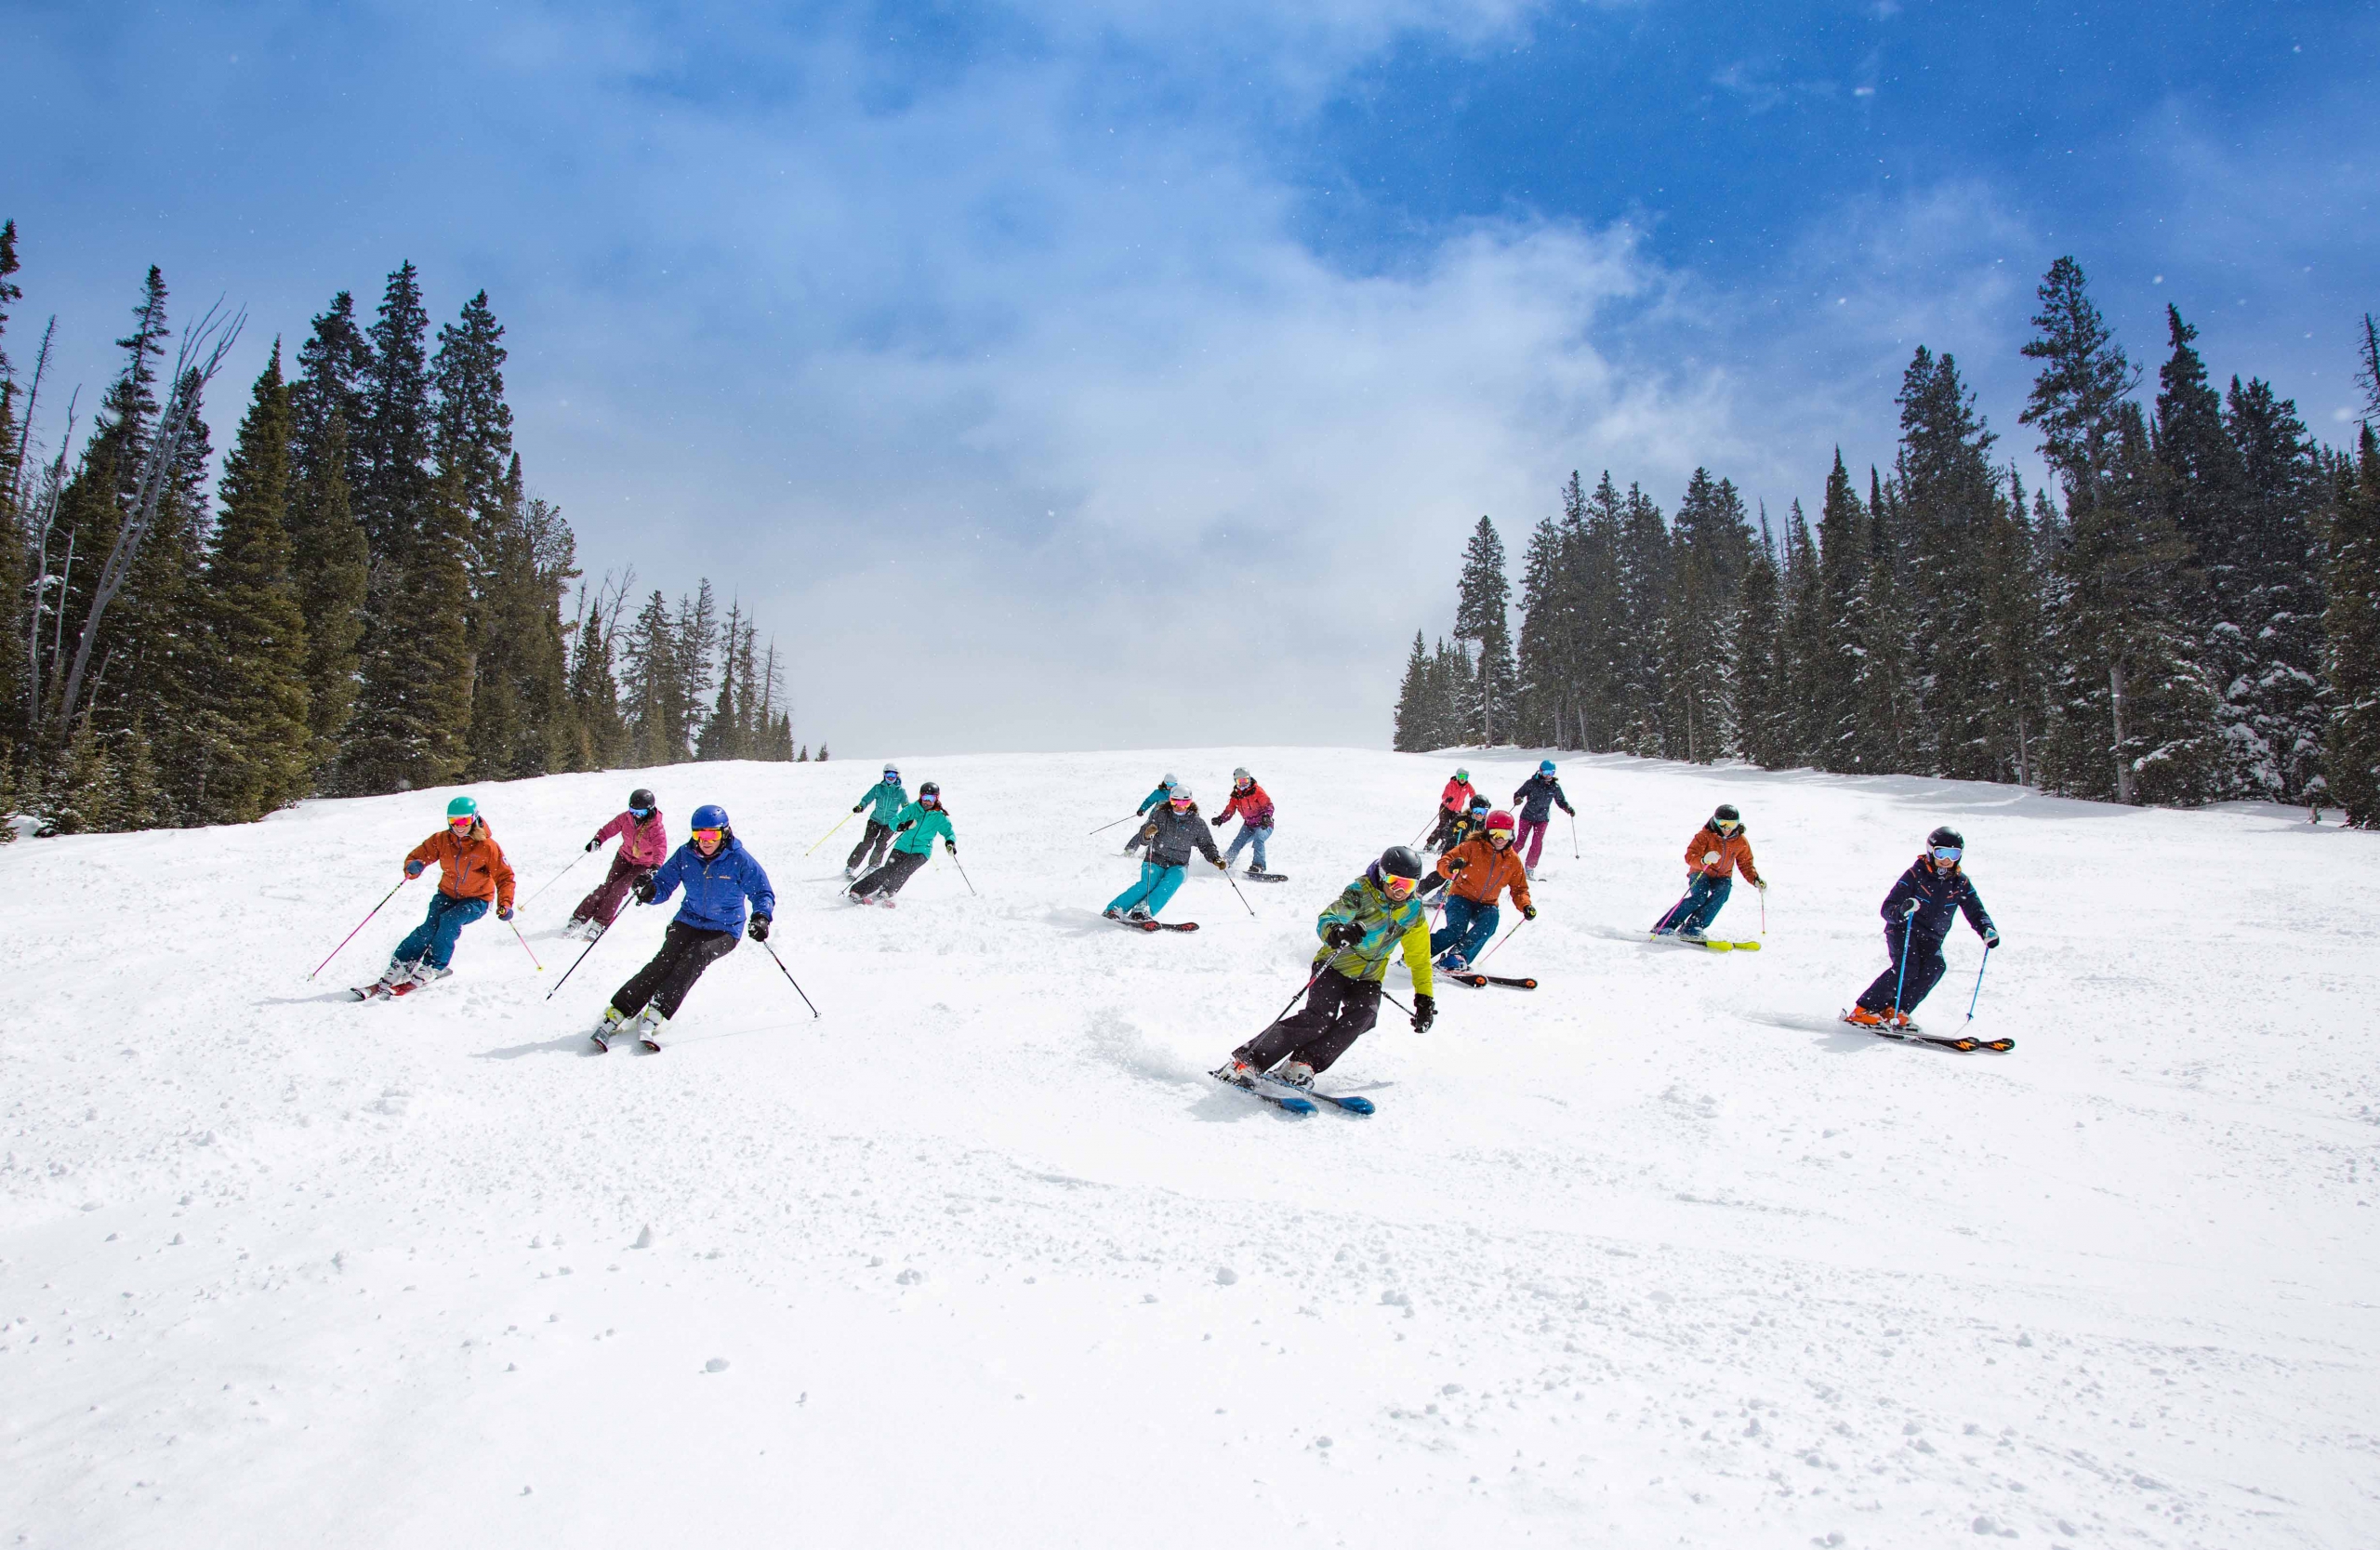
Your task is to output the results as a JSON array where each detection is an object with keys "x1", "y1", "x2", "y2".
[
  {"x1": 20, "y1": 397, "x2": 75, "y2": 728},
  {"x1": 6, "y1": 317, "x2": 57, "y2": 517},
  {"x1": 52, "y1": 303, "x2": 243, "y2": 735},
  {"x1": 2108, "y1": 659, "x2": 2135, "y2": 804}
]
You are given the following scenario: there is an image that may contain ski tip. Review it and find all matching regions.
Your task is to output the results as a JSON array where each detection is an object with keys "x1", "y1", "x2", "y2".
[
  {"x1": 1282, "y1": 1096, "x2": 1317, "y2": 1114},
  {"x1": 1517, "y1": 978, "x2": 1540, "y2": 990},
  {"x1": 1336, "y1": 1096, "x2": 1377, "y2": 1115},
  {"x1": 1735, "y1": 940, "x2": 1763, "y2": 951}
]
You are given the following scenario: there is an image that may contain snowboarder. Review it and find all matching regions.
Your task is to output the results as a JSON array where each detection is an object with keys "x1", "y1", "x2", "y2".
[
  {"x1": 848, "y1": 782, "x2": 956, "y2": 907},
  {"x1": 363, "y1": 795, "x2": 516, "y2": 995},
  {"x1": 564, "y1": 788, "x2": 668, "y2": 938},
  {"x1": 594, "y1": 803, "x2": 775, "y2": 1050},
  {"x1": 845, "y1": 765, "x2": 909, "y2": 877},
  {"x1": 1843, "y1": 827, "x2": 2000, "y2": 1030},
  {"x1": 1431, "y1": 810, "x2": 1534, "y2": 972},
  {"x1": 1510, "y1": 760, "x2": 1576, "y2": 878},
  {"x1": 1651, "y1": 803, "x2": 1765, "y2": 944},
  {"x1": 1213, "y1": 766, "x2": 1276, "y2": 878},
  {"x1": 1215, "y1": 845, "x2": 1438, "y2": 1091},
  {"x1": 1424, "y1": 767, "x2": 1476, "y2": 849},
  {"x1": 1105, "y1": 785, "x2": 1224, "y2": 922},
  {"x1": 1435, "y1": 793, "x2": 1494, "y2": 855},
  {"x1": 1123, "y1": 773, "x2": 1179, "y2": 856}
]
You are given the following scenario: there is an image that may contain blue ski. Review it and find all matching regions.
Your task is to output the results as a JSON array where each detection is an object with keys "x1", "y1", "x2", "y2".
[
  {"x1": 1251, "y1": 1070, "x2": 1374, "y2": 1114},
  {"x1": 1210, "y1": 1068, "x2": 1315, "y2": 1114}
]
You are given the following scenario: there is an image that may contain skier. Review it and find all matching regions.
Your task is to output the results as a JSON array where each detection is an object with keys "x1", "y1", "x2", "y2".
[
  {"x1": 593, "y1": 803, "x2": 775, "y2": 1050},
  {"x1": 1104, "y1": 785, "x2": 1224, "y2": 923},
  {"x1": 1215, "y1": 845, "x2": 1438, "y2": 1092},
  {"x1": 848, "y1": 782, "x2": 956, "y2": 907},
  {"x1": 361, "y1": 795, "x2": 516, "y2": 996},
  {"x1": 1843, "y1": 827, "x2": 2000, "y2": 1031},
  {"x1": 1430, "y1": 810, "x2": 1534, "y2": 972},
  {"x1": 1123, "y1": 773, "x2": 1179, "y2": 856},
  {"x1": 1213, "y1": 766, "x2": 1276, "y2": 879},
  {"x1": 1651, "y1": 803, "x2": 1765, "y2": 944},
  {"x1": 564, "y1": 787, "x2": 668, "y2": 938},
  {"x1": 1424, "y1": 767, "x2": 1476, "y2": 848},
  {"x1": 846, "y1": 764, "x2": 909, "y2": 878},
  {"x1": 1435, "y1": 793, "x2": 1495, "y2": 855},
  {"x1": 1509, "y1": 760, "x2": 1576, "y2": 878}
]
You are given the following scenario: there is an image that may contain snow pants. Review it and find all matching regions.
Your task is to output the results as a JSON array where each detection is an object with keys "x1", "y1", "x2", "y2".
[
  {"x1": 611, "y1": 921, "x2": 737, "y2": 1022},
  {"x1": 1857, "y1": 926, "x2": 1948, "y2": 1014},
  {"x1": 1515, "y1": 817, "x2": 1551, "y2": 868},
  {"x1": 1425, "y1": 808, "x2": 1460, "y2": 849},
  {"x1": 1655, "y1": 873, "x2": 1731, "y2": 934},
  {"x1": 394, "y1": 892, "x2": 488, "y2": 970},
  {"x1": 1107, "y1": 860, "x2": 1185, "y2": 918},
  {"x1": 1430, "y1": 894, "x2": 1500, "y2": 966},
  {"x1": 1224, "y1": 825, "x2": 1272, "y2": 873},
  {"x1": 1235, "y1": 968, "x2": 1381, "y2": 1076},
  {"x1": 570, "y1": 853, "x2": 652, "y2": 929},
  {"x1": 846, "y1": 819, "x2": 894, "y2": 873},
  {"x1": 853, "y1": 848, "x2": 929, "y2": 900}
]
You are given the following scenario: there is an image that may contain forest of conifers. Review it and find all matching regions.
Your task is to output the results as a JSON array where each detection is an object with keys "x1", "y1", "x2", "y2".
[
  {"x1": 1395, "y1": 257, "x2": 2380, "y2": 828},
  {"x1": 0, "y1": 222, "x2": 820, "y2": 840}
]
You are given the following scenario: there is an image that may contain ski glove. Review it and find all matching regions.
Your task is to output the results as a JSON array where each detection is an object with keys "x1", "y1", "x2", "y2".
[
  {"x1": 1444, "y1": 857, "x2": 1469, "y2": 873},
  {"x1": 586, "y1": 836, "x2": 602, "y2": 852},
  {"x1": 945, "y1": 841, "x2": 957, "y2": 855},
  {"x1": 1703, "y1": 851, "x2": 1722, "y2": 866},
  {"x1": 896, "y1": 819, "x2": 916, "y2": 833},
  {"x1": 1410, "y1": 993, "x2": 1436, "y2": 1034},
  {"x1": 1753, "y1": 878, "x2": 1767, "y2": 891},
  {"x1": 404, "y1": 860, "x2": 426, "y2": 879},
  {"x1": 631, "y1": 874, "x2": 657, "y2": 905},
  {"x1": 747, "y1": 913, "x2": 772, "y2": 942},
  {"x1": 1523, "y1": 904, "x2": 1538, "y2": 921},
  {"x1": 497, "y1": 906, "x2": 514, "y2": 921},
  {"x1": 1324, "y1": 921, "x2": 1365, "y2": 949},
  {"x1": 1983, "y1": 928, "x2": 2001, "y2": 947}
]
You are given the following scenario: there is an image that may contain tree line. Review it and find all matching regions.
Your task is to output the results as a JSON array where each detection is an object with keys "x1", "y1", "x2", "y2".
[
  {"x1": 1395, "y1": 255, "x2": 2380, "y2": 827},
  {"x1": 0, "y1": 222, "x2": 816, "y2": 839}
]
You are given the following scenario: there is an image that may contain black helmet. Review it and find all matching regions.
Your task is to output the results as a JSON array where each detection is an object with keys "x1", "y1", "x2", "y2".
[
  {"x1": 1713, "y1": 803, "x2": 1739, "y2": 822},
  {"x1": 1379, "y1": 844, "x2": 1425, "y2": 881},
  {"x1": 919, "y1": 781, "x2": 941, "y2": 799},
  {"x1": 1927, "y1": 825, "x2": 1964, "y2": 849},
  {"x1": 628, "y1": 788, "x2": 656, "y2": 811}
]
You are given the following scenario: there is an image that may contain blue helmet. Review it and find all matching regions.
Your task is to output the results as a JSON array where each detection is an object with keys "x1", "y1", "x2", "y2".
[
  {"x1": 691, "y1": 803, "x2": 730, "y2": 830},
  {"x1": 1539, "y1": 760, "x2": 1556, "y2": 775}
]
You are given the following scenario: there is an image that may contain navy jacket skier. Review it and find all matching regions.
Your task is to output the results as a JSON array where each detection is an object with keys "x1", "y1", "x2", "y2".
[
  {"x1": 1509, "y1": 762, "x2": 1575, "y2": 874},
  {"x1": 1844, "y1": 827, "x2": 1999, "y2": 1029}
]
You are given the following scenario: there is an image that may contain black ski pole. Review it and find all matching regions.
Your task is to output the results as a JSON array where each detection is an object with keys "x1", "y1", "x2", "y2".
[
  {"x1": 759, "y1": 937, "x2": 821, "y2": 1019},
  {"x1": 1215, "y1": 858, "x2": 1255, "y2": 917},
  {"x1": 309, "y1": 876, "x2": 410, "y2": 979},
  {"x1": 522, "y1": 847, "x2": 590, "y2": 907},
  {"x1": 1267, "y1": 964, "x2": 1325, "y2": 1026},
  {"x1": 545, "y1": 919, "x2": 615, "y2": 1000},
  {"x1": 948, "y1": 850, "x2": 979, "y2": 896}
]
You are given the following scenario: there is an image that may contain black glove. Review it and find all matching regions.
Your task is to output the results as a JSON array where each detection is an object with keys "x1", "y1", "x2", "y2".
[
  {"x1": 747, "y1": 913, "x2": 771, "y2": 942},
  {"x1": 1523, "y1": 904, "x2": 1538, "y2": 921},
  {"x1": 497, "y1": 906, "x2": 514, "y2": 921},
  {"x1": 586, "y1": 836, "x2": 602, "y2": 852},
  {"x1": 945, "y1": 841, "x2": 957, "y2": 855},
  {"x1": 632, "y1": 874, "x2": 657, "y2": 905},
  {"x1": 1444, "y1": 856, "x2": 1469, "y2": 873},
  {"x1": 853, "y1": 803, "x2": 865, "y2": 814},
  {"x1": 1324, "y1": 921, "x2": 1364, "y2": 949},
  {"x1": 1411, "y1": 993, "x2": 1436, "y2": 1033},
  {"x1": 1983, "y1": 927, "x2": 2002, "y2": 948},
  {"x1": 896, "y1": 819, "x2": 915, "y2": 833}
]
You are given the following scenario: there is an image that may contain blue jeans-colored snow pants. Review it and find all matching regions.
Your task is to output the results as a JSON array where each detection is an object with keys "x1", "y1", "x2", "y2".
[
  {"x1": 1224, "y1": 825, "x2": 1272, "y2": 872},
  {"x1": 1655, "y1": 873, "x2": 1731, "y2": 934},
  {"x1": 1429, "y1": 894, "x2": 1500, "y2": 965},
  {"x1": 395, "y1": 893, "x2": 489, "y2": 969},
  {"x1": 1107, "y1": 861, "x2": 1186, "y2": 918}
]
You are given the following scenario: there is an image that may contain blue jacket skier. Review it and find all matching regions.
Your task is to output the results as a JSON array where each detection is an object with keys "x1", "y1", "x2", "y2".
[{"x1": 597, "y1": 804, "x2": 775, "y2": 1050}]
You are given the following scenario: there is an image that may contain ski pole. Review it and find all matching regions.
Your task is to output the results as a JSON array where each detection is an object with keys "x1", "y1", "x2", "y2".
[
  {"x1": 506, "y1": 912, "x2": 543, "y2": 971},
  {"x1": 1889, "y1": 900, "x2": 1920, "y2": 1018},
  {"x1": 1963, "y1": 944, "x2": 1993, "y2": 1027},
  {"x1": 521, "y1": 847, "x2": 590, "y2": 907},
  {"x1": 804, "y1": 812, "x2": 854, "y2": 856},
  {"x1": 1216, "y1": 859, "x2": 1255, "y2": 917},
  {"x1": 948, "y1": 850, "x2": 979, "y2": 896},
  {"x1": 759, "y1": 937, "x2": 821, "y2": 1019},
  {"x1": 545, "y1": 921, "x2": 613, "y2": 1000},
  {"x1": 1266, "y1": 964, "x2": 1326, "y2": 1026},
  {"x1": 1089, "y1": 812, "x2": 1143, "y2": 837},
  {"x1": 1475, "y1": 915, "x2": 1527, "y2": 966},
  {"x1": 1569, "y1": 811, "x2": 1580, "y2": 859},
  {"x1": 308, "y1": 876, "x2": 409, "y2": 979}
]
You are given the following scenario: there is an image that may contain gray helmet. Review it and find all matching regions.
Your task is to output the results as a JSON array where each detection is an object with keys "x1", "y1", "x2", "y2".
[{"x1": 1232, "y1": 766, "x2": 1250, "y2": 783}]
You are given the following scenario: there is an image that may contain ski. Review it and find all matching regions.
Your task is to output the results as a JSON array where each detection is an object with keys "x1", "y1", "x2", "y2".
[
  {"x1": 349, "y1": 983, "x2": 391, "y2": 1001},
  {"x1": 1110, "y1": 916, "x2": 1199, "y2": 933},
  {"x1": 1446, "y1": 972, "x2": 1538, "y2": 990},
  {"x1": 1650, "y1": 934, "x2": 1761, "y2": 952},
  {"x1": 1251, "y1": 1070, "x2": 1374, "y2": 1114},
  {"x1": 1241, "y1": 872, "x2": 1289, "y2": 883},
  {"x1": 1210, "y1": 1068, "x2": 1315, "y2": 1114},
  {"x1": 1842, "y1": 1011, "x2": 2014, "y2": 1053}
]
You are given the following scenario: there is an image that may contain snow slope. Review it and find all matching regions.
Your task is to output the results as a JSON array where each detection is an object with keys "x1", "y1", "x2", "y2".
[{"x1": 3, "y1": 748, "x2": 2375, "y2": 1548}]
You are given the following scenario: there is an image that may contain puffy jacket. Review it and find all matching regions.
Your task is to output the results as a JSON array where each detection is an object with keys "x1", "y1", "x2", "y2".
[
  {"x1": 1685, "y1": 823, "x2": 1760, "y2": 884},
  {"x1": 1436, "y1": 836, "x2": 1530, "y2": 911},
  {"x1": 1215, "y1": 780, "x2": 1275, "y2": 829},
  {"x1": 647, "y1": 834, "x2": 775, "y2": 933},
  {"x1": 1136, "y1": 784, "x2": 1174, "y2": 815},
  {"x1": 1883, "y1": 855, "x2": 1992, "y2": 942},
  {"x1": 1137, "y1": 802, "x2": 1223, "y2": 868},
  {"x1": 1511, "y1": 774, "x2": 1574, "y2": 823},
  {"x1": 1438, "y1": 776, "x2": 1476, "y2": 814},
  {"x1": 407, "y1": 820, "x2": 516, "y2": 909},
  {"x1": 1437, "y1": 809, "x2": 1490, "y2": 853},
  {"x1": 858, "y1": 780, "x2": 908, "y2": 825},
  {"x1": 1313, "y1": 866, "x2": 1436, "y2": 995},
  {"x1": 891, "y1": 801, "x2": 956, "y2": 856},
  {"x1": 594, "y1": 808, "x2": 670, "y2": 868}
]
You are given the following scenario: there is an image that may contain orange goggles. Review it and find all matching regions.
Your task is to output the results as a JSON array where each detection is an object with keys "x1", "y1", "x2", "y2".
[
  {"x1": 447, "y1": 815, "x2": 474, "y2": 829},
  {"x1": 1382, "y1": 873, "x2": 1419, "y2": 898},
  {"x1": 691, "y1": 827, "x2": 724, "y2": 842}
]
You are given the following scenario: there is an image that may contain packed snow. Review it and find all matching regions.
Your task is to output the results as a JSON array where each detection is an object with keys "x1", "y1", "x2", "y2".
[{"x1": 2, "y1": 748, "x2": 2374, "y2": 1548}]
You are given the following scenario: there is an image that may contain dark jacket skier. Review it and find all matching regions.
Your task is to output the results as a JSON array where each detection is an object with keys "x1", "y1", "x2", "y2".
[{"x1": 1845, "y1": 827, "x2": 1999, "y2": 1028}]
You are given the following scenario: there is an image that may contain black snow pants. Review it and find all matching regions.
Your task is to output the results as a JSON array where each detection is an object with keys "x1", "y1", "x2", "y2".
[
  {"x1": 846, "y1": 819, "x2": 894, "y2": 872},
  {"x1": 1856, "y1": 924, "x2": 1949, "y2": 1015},
  {"x1": 1235, "y1": 967, "x2": 1382, "y2": 1075},
  {"x1": 853, "y1": 848, "x2": 929, "y2": 900},
  {"x1": 612, "y1": 921, "x2": 738, "y2": 1021}
]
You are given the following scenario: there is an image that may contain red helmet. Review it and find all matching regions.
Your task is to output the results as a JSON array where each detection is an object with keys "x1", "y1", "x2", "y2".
[{"x1": 1486, "y1": 809, "x2": 1515, "y2": 836}]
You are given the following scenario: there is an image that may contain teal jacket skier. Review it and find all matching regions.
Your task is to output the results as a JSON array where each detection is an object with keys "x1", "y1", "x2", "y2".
[
  {"x1": 849, "y1": 782, "x2": 958, "y2": 907},
  {"x1": 847, "y1": 765, "x2": 910, "y2": 875}
]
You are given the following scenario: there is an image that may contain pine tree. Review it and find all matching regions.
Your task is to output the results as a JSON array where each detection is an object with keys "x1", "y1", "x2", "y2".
[
  {"x1": 1843, "y1": 470, "x2": 1919, "y2": 771},
  {"x1": 2151, "y1": 307, "x2": 2255, "y2": 795},
  {"x1": 566, "y1": 585, "x2": 629, "y2": 770},
  {"x1": 1810, "y1": 451, "x2": 1866, "y2": 770},
  {"x1": 355, "y1": 262, "x2": 433, "y2": 560},
  {"x1": 2020, "y1": 256, "x2": 2138, "y2": 512},
  {"x1": 2224, "y1": 376, "x2": 2325, "y2": 799},
  {"x1": 1777, "y1": 498, "x2": 1828, "y2": 766},
  {"x1": 1568, "y1": 473, "x2": 1628, "y2": 751},
  {"x1": 1513, "y1": 509, "x2": 1567, "y2": 747},
  {"x1": 1453, "y1": 517, "x2": 1515, "y2": 745},
  {"x1": 622, "y1": 590, "x2": 682, "y2": 764},
  {"x1": 1392, "y1": 630, "x2": 1434, "y2": 751},
  {"x1": 1731, "y1": 511, "x2": 1788, "y2": 767},
  {"x1": 1659, "y1": 470, "x2": 1752, "y2": 762},
  {"x1": 341, "y1": 463, "x2": 473, "y2": 792},
  {"x1": 0, "y1": 219, "x2": 24, "y2": 748},
  {"x1": 1614, "y1": 482, "x2": 1670, "y2": 753},
  {"x1": 1893, "y1": 348, "x2": 2005, "y2": 779},
  {"x1": 2323, "y1": 426, "x2": 2380, "y2": 826},
  {"x1": 286, "y1": 413, "x2": 367, "y2": 773}
]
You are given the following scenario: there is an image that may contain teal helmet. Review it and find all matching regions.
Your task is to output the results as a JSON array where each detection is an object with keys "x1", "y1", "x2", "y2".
[{"x1": 446, "y1": 795, "x2": 479, "y2": 819}]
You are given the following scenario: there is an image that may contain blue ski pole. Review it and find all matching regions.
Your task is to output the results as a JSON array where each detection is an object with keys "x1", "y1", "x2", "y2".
[
  {"x1": 1963, "y1": 943, "x2": 1993, "y2": 1027},
  {"x1": 1889, "y1": 900, "x2": 1920, "y2": 1020}
]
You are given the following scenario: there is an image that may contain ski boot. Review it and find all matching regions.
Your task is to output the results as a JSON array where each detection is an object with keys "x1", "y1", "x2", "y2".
[
  {"x1": 1211, "y1": 1054, "x2": 1257, "y2": 1085},
  {"x1": 1103, "y1": 906, "x2": 1124, "y2": 920},
  {"x1": 1125, "y1": 906, "x2": 1154, "y2": 923},
  {"x1": 1882, "y1": 1009, "x2": 1917, "y2": 1032},
  {"x1": 636, "y1": 1005, "x2": 668, "y2": 1052},
  {"x1": 1843, "y1": 1006, "x2": 1884, "y2": 1028},
  {"x1": 591, "y1": 1004, "x2": 629, "y2": 1051},
  {"x1": 1273, "y1": 1061, "x2": 1316, "y2": 1092},
  {"x1": 1676, "y1": 928, "x2": 1708, "y2": 946},
  {"x1": 1438, "y1": 952, "x2": 1469, "y2": 974}
]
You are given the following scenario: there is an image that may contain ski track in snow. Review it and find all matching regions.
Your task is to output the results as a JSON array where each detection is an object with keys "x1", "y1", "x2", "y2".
[{"x1": 3, "y1": 748, "x2": 2375, "y2": 1547}]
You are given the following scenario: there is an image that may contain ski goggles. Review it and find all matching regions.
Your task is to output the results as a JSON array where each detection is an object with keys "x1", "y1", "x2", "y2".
[
  {"x1": 883, "y1": 773, "x2": 900, "y2": 782},
  {"x1": 1487, "y1": 826, "x2": 1514, "y2": 841},
  {"x1": 628, "y1": 806, "x2": 652, "y2": 818},
  {"x1": 1168, "y1": 795, "x2": 1192, "y2": 808},
  {"x1": 1382, "y1": 873, "x2": 1420, "y2": 899},
  {"x1": 691, "y1": 827, "x2": 724, "y2": 843},
  {"x1": 1932, "y1": 845, "x2": 1963, "y2": 865},
  {"x1": 919, "y1": 795, "x2": 940, "y2": 806},
  {"x1": 1714, "y1": 819, "x2": 1740, "y2": 835},
  {"x1": 446, "y1": 815, "x2": 475, "y2": 830}
]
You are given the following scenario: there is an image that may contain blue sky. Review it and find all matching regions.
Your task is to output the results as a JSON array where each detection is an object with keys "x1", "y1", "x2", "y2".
[{"x1": 6, "y1": 0, "x2": 2374, "y2": 755}]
